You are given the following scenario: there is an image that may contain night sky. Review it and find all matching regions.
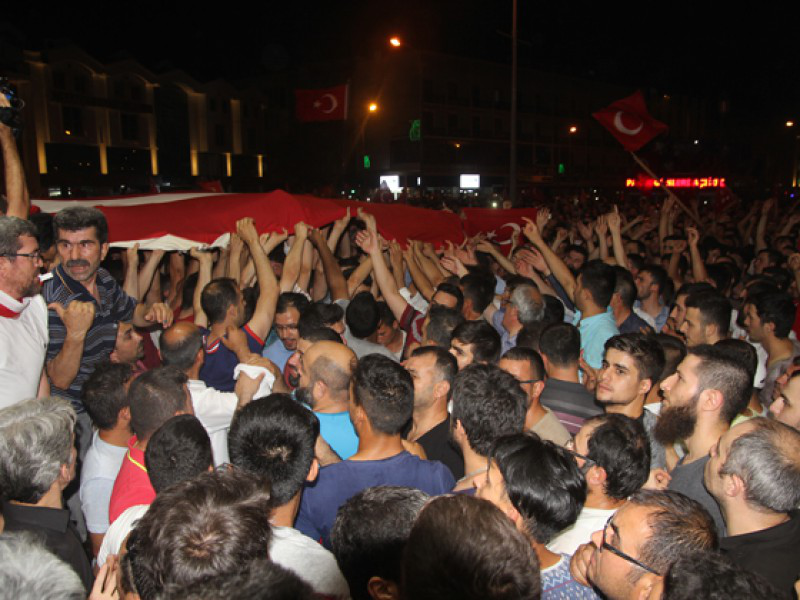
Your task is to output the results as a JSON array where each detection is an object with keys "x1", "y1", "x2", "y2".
[{"x1": 3, "y1": 3, "x2": 798, "y2": 121}]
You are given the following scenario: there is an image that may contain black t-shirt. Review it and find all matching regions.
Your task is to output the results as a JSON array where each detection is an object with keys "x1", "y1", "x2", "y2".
[
  {"x1": 720, "y1": 510, "x2": 800, "y2": 597},
  {"x1": 406, "y1": 415, "x2": 464, "y2": 480}
]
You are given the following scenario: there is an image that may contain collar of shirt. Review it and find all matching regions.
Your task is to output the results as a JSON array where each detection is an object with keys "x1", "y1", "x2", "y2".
[
  {"x1": 53, "y1": 264, "x2": 116, "y2": 309},
  {"x1": 0, "y1": 289, "x2": 30, "y2": 318},
  {"x1": 2, "y1": 501, "x2": 70, "y2": 533}
]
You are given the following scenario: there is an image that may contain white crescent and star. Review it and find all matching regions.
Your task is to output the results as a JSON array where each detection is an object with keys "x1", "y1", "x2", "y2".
[
  {"x1": 312, "y1": 93, "x2": 338, "y2": 113},
  {"x1": 488, "y1": 222, "x2": 521, "y2": 245},
  {"x1": 613, "y1": 111, "x2": 644, "y2": 136}
]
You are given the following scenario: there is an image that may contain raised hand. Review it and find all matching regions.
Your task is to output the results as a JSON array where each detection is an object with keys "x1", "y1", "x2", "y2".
[
  {"x1": 355, "y1": 229, "x2": 379, "y2": 255},
  {"x1": 536, "y1": 207, "x2": 551, "y2": 232},
  {"x1": 48, "y1": 301, "x2": 95, "y2": 336},
  {"x1": 236, "y1": 217, "x2": 259, "y2": 245}
]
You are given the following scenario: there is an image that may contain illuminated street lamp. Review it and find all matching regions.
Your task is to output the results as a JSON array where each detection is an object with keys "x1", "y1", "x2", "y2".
[
  {"x1": 389, "y1": 36, "x2": 402, "y2": 48},
  {"x1": 787, "y1": 120, "x2": 795, "y2": 128},
  {"x1": 569, "y1": 126, "x2": 578, "y2": 134},
  {"x1": 368, "y1": 102, "x2": 378, "y2": 113}
]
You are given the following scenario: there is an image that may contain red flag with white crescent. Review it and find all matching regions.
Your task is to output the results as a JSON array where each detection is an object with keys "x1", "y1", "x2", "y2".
[
  {"x1": 462, "y1": 207, "x2": 539, "y2": 250},
  {"x1": 295, "y1": 85, "x2": 348, "y2": 122},
  {"x1": 592, "y1": 91, "x2": 668, "y2": 152}
]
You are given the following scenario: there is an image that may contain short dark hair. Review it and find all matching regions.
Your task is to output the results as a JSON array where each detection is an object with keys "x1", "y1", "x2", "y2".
[
  {"x1": 584, "y1": 414, "x2": 651, "y2": 500},
  {"x1": 604, "y1": 333, "x2": 666, "y2": 388},
  {"x1": 128, "y1": 366, "x2": 189, "y2": 441},
  {"x1": 661, "y1": 551, "x2": 780, "y2": 600},
  {"x1": 627, "y1": 489, "x2": 718, "y2": 579},
  {"x1": 352, "y1": 354, "x2": 413, "y2": 435},
  {"x1": 228, "y1": 393, "x2": 319, "y2": 506},
  {"x1": 613, "y1": 266, "x2": 637, "y2": 309},
  {"x1": 654, "y1": 333, "x2": 687, "y2": 383},
  {"x1": 501, "y1": 346, "x2": 545, "y2": 381},
  {"x1": 300, "y1": 327, "x2": 342, "y2": 345},
  {"x1": 515, "y1": 321, "x2": 546, "y2": 352},
  {"x1": 330, "y1": 486, "x2": 429, "y2": 600},
  {"x1": 434, "y1": 282, "x2": 464, "y2": 314},
  {"x1": 401, "y1": 495, "x2": 541, "y2": 600},
  {"x1": 688, "y1": 345, "x2": 751, "y2": 424},
  {"x1": 200, "y1": 278, "x2": 239, "y2": 325},
  {"x1": 451, "y1": 364, "x2": 527, "y2": 456},
  {"x1": 145, "y1": 415, "x2": 213, "y2": 493},
  {"x1": 275, "y1": 292, "x2": 310, "y2": 316},
  {"x1": 542, "y1": 294, "x2": 565, "y2": 325},
  {"x1": 299, "y1": 302, "x2": 344, "y2": 338},
  {"x1": 460, "y1": 272, "x2": 495, "y2": 314},
  {"x1": 346, "y1": 292, "x2": 380, "y2": 339},
  {"x1": 424, "y1": 305, "x2": 464, "y2": 347},
  {"x1": 489, "y1": 433, "x2": 586, "y2": 544},
  {"x1": 450, "y1": 320, "x2": 501, "y2": 364},
  {"x1": 410, "y1": 346, "x2": 458, "y2": 399},
  {"x1": 714, "y1": 338, "x2": 758, "y2": 384},
  {"x1": 565, "y1": 243, "x2": 588, "y2": 260},
  {"x1": 685, "y1": 291, "x2": 731, "y2": 338},
  {"x1": 579, "y1": 260, "x2": 616, "y2": 307},
  {"x1": 160, "y1": 326, "x2": 203, "y2": 371},
  {"x1": 158, "y1": 559, "x2": 316, "y2": 600},
  {"x1": 53, "y1": 206, "x2": 108, "y2": 244},
  {"x1": 81, "y1": 361, "x2": 134, "y2": 430},
  {"x1": 639, "y1": 264, "x2": 668, "y2": 295},
  {"x1": 539, "y1": 322, "x2": 580, "y2": 367},
  {"x1": 127, "y1": 469, "x2": 272, "y2": 600},
  {"x1": 750, "y1": 291, "x2": 795, "y2": 339}
]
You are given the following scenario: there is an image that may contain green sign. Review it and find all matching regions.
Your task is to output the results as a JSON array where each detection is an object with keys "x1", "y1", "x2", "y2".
[
  {"x1": 363, "y1": 155, "x2": 371, "y2": 169},
  {"x1": 409, "y1": 119, "x2": 421, "y2": 142},
  {"x1": 558, "y1": 162, "x2": 565, "y2": 175}
]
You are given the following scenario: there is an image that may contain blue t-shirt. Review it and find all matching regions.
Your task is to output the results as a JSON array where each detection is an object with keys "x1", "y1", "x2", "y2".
[
  {"x1": 199, "y1": 325, "x2": 265, "y2": 392},
  {"x1": 262, "y1": 337, "x2": 294, "y2": 373},
  {"x1": 574, "y1": 309, "x2": 619, "y2": 370},
  {"x1": 315, "y1": 411, "x2": 359, "y2": 460},
  {"x1": 295, "y1": 451, "x2": 455, "y2": 548}
]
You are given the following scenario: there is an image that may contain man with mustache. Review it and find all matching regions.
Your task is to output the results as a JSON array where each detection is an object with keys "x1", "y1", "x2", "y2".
[{"x1": 44, "y1": 206, "x2": 173, "y2": 458}]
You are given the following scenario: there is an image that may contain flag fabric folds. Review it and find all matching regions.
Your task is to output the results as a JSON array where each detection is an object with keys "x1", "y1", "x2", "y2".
[
  {"x1": 592, "y1": 90, "x2": 668, "y2": 152},
  {"x1": 462, "y1": 207, "x2": 538, "y2": 248}
]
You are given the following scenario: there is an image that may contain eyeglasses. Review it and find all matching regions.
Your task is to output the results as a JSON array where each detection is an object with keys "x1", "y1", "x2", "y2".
[
  {"x1": 1, "y1": 250, "x2": 42, "y2": 261},
  {"x1": 600, "y1": 516, "x2": 660, "y2": 575},
  {"x1": 275, "y1": 324, "x2": 299, "y2": 333}
]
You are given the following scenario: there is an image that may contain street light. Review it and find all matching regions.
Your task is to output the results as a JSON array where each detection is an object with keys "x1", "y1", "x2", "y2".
[
  {"x1": 787, "y1": 120, "x2": 795, "y2": 128},
  {"x1": 368, "y1": 102, "x2": 379, "y2": 112},
  {"x1": 569, "y1": 126, "x2": 578, "y2": 134},
  {"x1": 389, "y1": 36, "x2": 402, "y2": 48}
]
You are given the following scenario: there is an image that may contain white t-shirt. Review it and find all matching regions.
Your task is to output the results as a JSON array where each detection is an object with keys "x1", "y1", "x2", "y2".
[
  {"x1": 80, "y1": 431, "x2": 127, "y2": 534},
  {"x1": 548, "y1": 505, "x2": 618, "y2": 555},
  {"x1": 187, "y1": 379, "x2": 239, "y2": 466},
  {"x1": 0, "y1": 291, "x2": 48, "y2": 407},
  {"x1": 269, "y1": 525, "x2": 350, "y2": 599},
  {"x1": 97, "y1": 504, "x2": 149, "y2": 567}
]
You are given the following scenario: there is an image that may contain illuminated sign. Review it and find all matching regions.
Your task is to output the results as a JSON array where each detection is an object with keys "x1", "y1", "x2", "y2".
[
  {"x1": 460, "y1": 174, "x2": 480, "y2": 189},
  {"x1": 625, "y1": 177, "x2": 726, "y2": 189},
  {"x1": 380, "y1": 175, "x2": 401, "y2": 193}
]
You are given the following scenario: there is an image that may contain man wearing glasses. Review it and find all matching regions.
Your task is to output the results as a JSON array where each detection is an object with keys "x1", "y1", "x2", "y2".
[
  {"x1": 549, "y1": 414, "x2": 650, "y2": 555},
  {"x1": 571, "y1": 489, "x2": 718, "y2": 599},
  {"x1": 0, "y1": 216, "x2": 49, "y2": 407}
]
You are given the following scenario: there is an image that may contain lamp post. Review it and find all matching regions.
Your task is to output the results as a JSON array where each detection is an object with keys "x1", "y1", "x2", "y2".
[{"x1": 509, "y1": 0, "x2": 518, "y2": 206}]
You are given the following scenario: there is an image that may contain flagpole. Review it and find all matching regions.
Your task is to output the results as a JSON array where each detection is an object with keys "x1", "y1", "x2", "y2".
[{"x1": 630, "y1": 152, "x2": 700, "y2": 224}]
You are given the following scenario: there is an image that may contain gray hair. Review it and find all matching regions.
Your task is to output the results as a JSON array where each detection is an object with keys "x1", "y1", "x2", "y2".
[
  {"x1": 0, "y1": 216, "x2": 37, "y2": 257},
  {"x1": 0, "y1": 397, "x2": 76, "y2": 503},
  {"x1": 721, "y1": 417, "x2": 800, "y2": 513},
  {"x1": 0, "y1": 533, "x2": 84, "y2": 600},
  {"x1": 509, "y1": 284, "x2": 545, "y2": 326}
]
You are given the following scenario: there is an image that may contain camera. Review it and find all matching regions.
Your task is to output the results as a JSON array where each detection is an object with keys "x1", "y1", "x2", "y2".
[{"x1": 0, "y1": 78, "x2": 24, "y2": 136}]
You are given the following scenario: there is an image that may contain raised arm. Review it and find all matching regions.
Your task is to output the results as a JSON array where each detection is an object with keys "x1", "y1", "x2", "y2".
[
  {"x1": 755, "y1": 199, "x2": 773, "y2": 252},
  {"x1": 122, "y1": 245, "x2": 140, "y2": 299},
  {"x1": 356, "y1": 209, "x2": 409, "y2": 322},
  {"x1": 238, "y1": 218, "x2": 279, "y2": 341},
  {"x1": 347, "y1": 256, "x2": 373, "y2": 298},
  {"x1": 309, "y1": 227, "x2": 348, "y2": 301},
  {"x1": 137, "y1": 249, "x2": 165, "y2": 302},
  {"x1": 607, "y1": 208, "x2": 629, "y2": 269},
  {"x1": 522, "y1": 217, "x2": 577, "y2": 301},
  {"x1": 191, "y1": 247, "x2": 214, "y2": 328},
  {"x1": 0, "y1": 95, "x2": 28, "y2": 219},
  {"x1": 686, "y1": 226, "x2": 709, "y2": 284},
  {"x1": 476, "y1": 239, "x2": 517, "y2": 275},
  {"x1": 405, "y1": 242, "x2": 435, "y2": 300},
  {"x1": 280, "y1": 224, "x2": 308, "y2": 293},
  {"x1": 327, "y1": 208, "x2": 351, "y2": 253},
  {"x1": 226, "y1": 233, "x2": 245, "y2": 284}
]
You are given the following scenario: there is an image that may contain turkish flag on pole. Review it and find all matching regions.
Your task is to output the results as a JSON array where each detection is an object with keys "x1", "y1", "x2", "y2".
[
  {"x1": 592, "y1": 91, "x2": 667, "y2": 152},
  {"x1": 295, "y1": 85, "x2": 348, "y2": 122}
]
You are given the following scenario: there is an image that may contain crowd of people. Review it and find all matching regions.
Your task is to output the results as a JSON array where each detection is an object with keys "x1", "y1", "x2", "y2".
[{"x1": 0, "y1": 109, "x2": 799, "y2": 599}]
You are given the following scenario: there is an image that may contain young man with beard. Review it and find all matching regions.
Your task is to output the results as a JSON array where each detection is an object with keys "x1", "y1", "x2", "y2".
[
  {"x1": 655, "y1": 345, "x2": 751, "y2": 535},
  {"x1": 0, "y1": 217, "x2": 49, "y2": 405}
]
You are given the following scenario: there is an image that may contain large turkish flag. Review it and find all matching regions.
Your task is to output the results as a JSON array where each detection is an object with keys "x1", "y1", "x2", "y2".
[
  {"x1": 593, "y1": 91, "x2": 668, "y2": 152},
  {"x1": 295, "y1": 85, "x2": 348, "y2": 122}
]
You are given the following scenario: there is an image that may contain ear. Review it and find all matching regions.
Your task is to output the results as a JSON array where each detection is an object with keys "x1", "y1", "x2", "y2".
[
  {"x1": 699, "y1": 388, "x2": 724, "y2": 414},
  {"x1": 453, "y1": 419, "x2": 466, "y2": 444},
  {"x1": 531, "y1": 380, "x2": 545, "y2": 401},
  {"x1": 367, "y1": 576, "x2": 400, "y2": 600},
  {"x1": 637, "y1": 378, "x2": 653, "y2": 398},
  {"x1": 432, "y1": 380, "x2": 450, "y2": 402},
  {"x1": 632, "y1": 572, "x2": 661, "y2": 600},
  {"x1": 586, "y1": 464, "x2": 607, "y2": 489},
  {"x1": 195, "y1": 347, "x2": 205, "y2": 366},
  {"x1": 118, "y1": 406, "x2": 132, "y2": 425},
  {"x1": 312, "y1": 379, "x2": 327, "y2": 402},
  {"x1": 462, "y1": 297, "x2": 473, "y2": 315},
  {"x1": 726, "y1": 473, "x2": 746, "y2": 500},
  {"x1": 306, "y1": 458, "x2": 320, "y2": 483},
  {"x1": 610, "y1": 292, "x2": 622, "y2": 309},
  {"x1": 100, "y1": 242, "x2": 110, "y2": 262}
]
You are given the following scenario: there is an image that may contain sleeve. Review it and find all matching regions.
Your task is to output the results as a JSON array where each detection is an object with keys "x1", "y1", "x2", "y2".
[
  {"x1": 192, "y1": 389, "x2": 238, "y2": 434},
  {"x1": 399, "y1": 303, "x2": 419, "y2": 333},
  {"x1": 110, "y1": 282, "x2": 137, "y2": 322},
  {"x1": 244, "y1": 324, "x2": 266, "y2": 353},
  {"x1": 547, "y1": 274, "x2": 576, "y2": 312},
  {"x1": 294, "y1": 489, "x2": 323, "y2": 543}
]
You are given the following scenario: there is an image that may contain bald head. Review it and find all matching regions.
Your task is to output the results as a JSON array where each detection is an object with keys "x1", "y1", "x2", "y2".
[
  {"x1": 160, "y1": 322, "x2": 204, "y2": 372},
  {"x1": 302, "y1": 341, "x2": 356, "y2": 402}
]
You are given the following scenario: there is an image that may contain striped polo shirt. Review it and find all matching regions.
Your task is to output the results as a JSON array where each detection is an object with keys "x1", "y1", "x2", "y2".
[{"x1": 44, "y1": 265, "x2": 137, "y2": 412}]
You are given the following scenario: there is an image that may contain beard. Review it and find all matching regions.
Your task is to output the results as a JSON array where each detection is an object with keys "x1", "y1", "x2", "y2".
[
  {"x1": 20, "y1": 277, "x2": 41, "y2": 298},
  {"x1": 654, "y1": 401, "x2": 698, "y2": 445},
  {"x1": 295, "y1": 385, "x2": 314, "y2": 409}
]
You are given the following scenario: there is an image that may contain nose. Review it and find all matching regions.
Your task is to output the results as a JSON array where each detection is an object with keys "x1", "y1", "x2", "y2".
[
  {"x1": 70, "y1": 243, "x2": 81, "y2": 261},
  {"x1": 590, "y1": 529, "x2": 603, "y2": 548},
  {"x1": 661, "y1": 373, "x2": 675, "y2": 392},
  {"x1": 769, "y1": 398, "x2": 783, "y2": 417}
]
